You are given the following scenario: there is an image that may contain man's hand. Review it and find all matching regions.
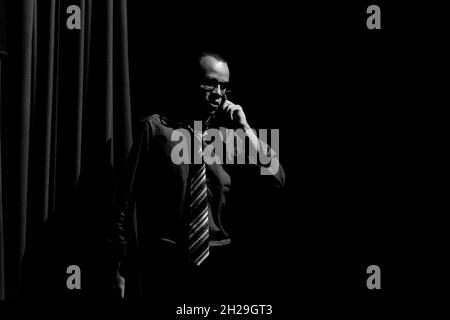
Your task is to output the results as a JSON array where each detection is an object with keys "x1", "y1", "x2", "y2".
[
  {"x1": 220, "y1": 99, "x2": 250, "y2": 130},
  {"x1": 113, "y1": 268, "x2": 125, "y2": 299}
]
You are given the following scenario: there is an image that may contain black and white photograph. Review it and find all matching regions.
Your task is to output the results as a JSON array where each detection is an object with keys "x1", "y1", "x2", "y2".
[{"x1": 0, "y1": 0, "x2": 444, "y2": 317}]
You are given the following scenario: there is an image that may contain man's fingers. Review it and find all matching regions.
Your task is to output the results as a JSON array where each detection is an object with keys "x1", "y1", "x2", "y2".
[
  {"x1": 221, "y1": 101, "x2": 233, "y2": 118},
  {"x1": 220, "y1": 100, "x2": 244, "y2": 122},
  {"x1": 228, "y1": 106, "x2": 234, "y2": 119},
  {"x1": 221, "y1": 100, "x2": 232, "y2": 111}
]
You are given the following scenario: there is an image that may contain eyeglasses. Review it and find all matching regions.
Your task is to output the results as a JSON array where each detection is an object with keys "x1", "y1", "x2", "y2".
[{"x1": 200, "y1": 78, "x2": 231, "y2": 93}]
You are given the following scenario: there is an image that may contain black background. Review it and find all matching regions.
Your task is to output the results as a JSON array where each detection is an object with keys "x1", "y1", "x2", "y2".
[{"x1": 123, "y1": 1, "x2": 423, "y2": 315}]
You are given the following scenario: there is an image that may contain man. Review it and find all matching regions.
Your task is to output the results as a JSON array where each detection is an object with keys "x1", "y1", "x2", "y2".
[{"x1": 107, "y1": 52, "x2": 285, "y2": 300}]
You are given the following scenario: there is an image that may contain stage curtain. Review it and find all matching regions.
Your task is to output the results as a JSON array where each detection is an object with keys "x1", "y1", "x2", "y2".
[{"x1": 0, "y1": 0, "x2": 132, "y2": 299}]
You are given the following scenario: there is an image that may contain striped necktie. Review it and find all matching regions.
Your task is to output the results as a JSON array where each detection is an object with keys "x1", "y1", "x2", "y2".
[{"x1": 186, "y1": 130, "x2": 210, "y2": 266}]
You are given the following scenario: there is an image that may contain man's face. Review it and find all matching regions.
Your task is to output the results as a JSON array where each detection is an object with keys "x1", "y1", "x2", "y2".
[{"x1": 199, "y1": 56, "x2": 230, "y2": 115}]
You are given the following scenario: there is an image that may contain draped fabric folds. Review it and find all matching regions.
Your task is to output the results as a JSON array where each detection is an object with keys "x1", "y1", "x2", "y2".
[{"x1": 0, "y1": 0, "x2": 133, "y2": 299}]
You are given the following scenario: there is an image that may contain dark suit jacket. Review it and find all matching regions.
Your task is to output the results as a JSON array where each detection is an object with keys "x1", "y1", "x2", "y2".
[{"x1": 108, "y1": 114, "x2": 285, "y2": 264}]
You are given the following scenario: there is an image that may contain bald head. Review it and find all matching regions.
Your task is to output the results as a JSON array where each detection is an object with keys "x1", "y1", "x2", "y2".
[{"x1": 199, "y1": 54, "x2": 230, "y2": 83}]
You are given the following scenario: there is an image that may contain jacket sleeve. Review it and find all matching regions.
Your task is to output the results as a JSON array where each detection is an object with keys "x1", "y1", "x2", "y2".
[{"x1": 106, "y1": 120, "x2": 152, "y2": 264}]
